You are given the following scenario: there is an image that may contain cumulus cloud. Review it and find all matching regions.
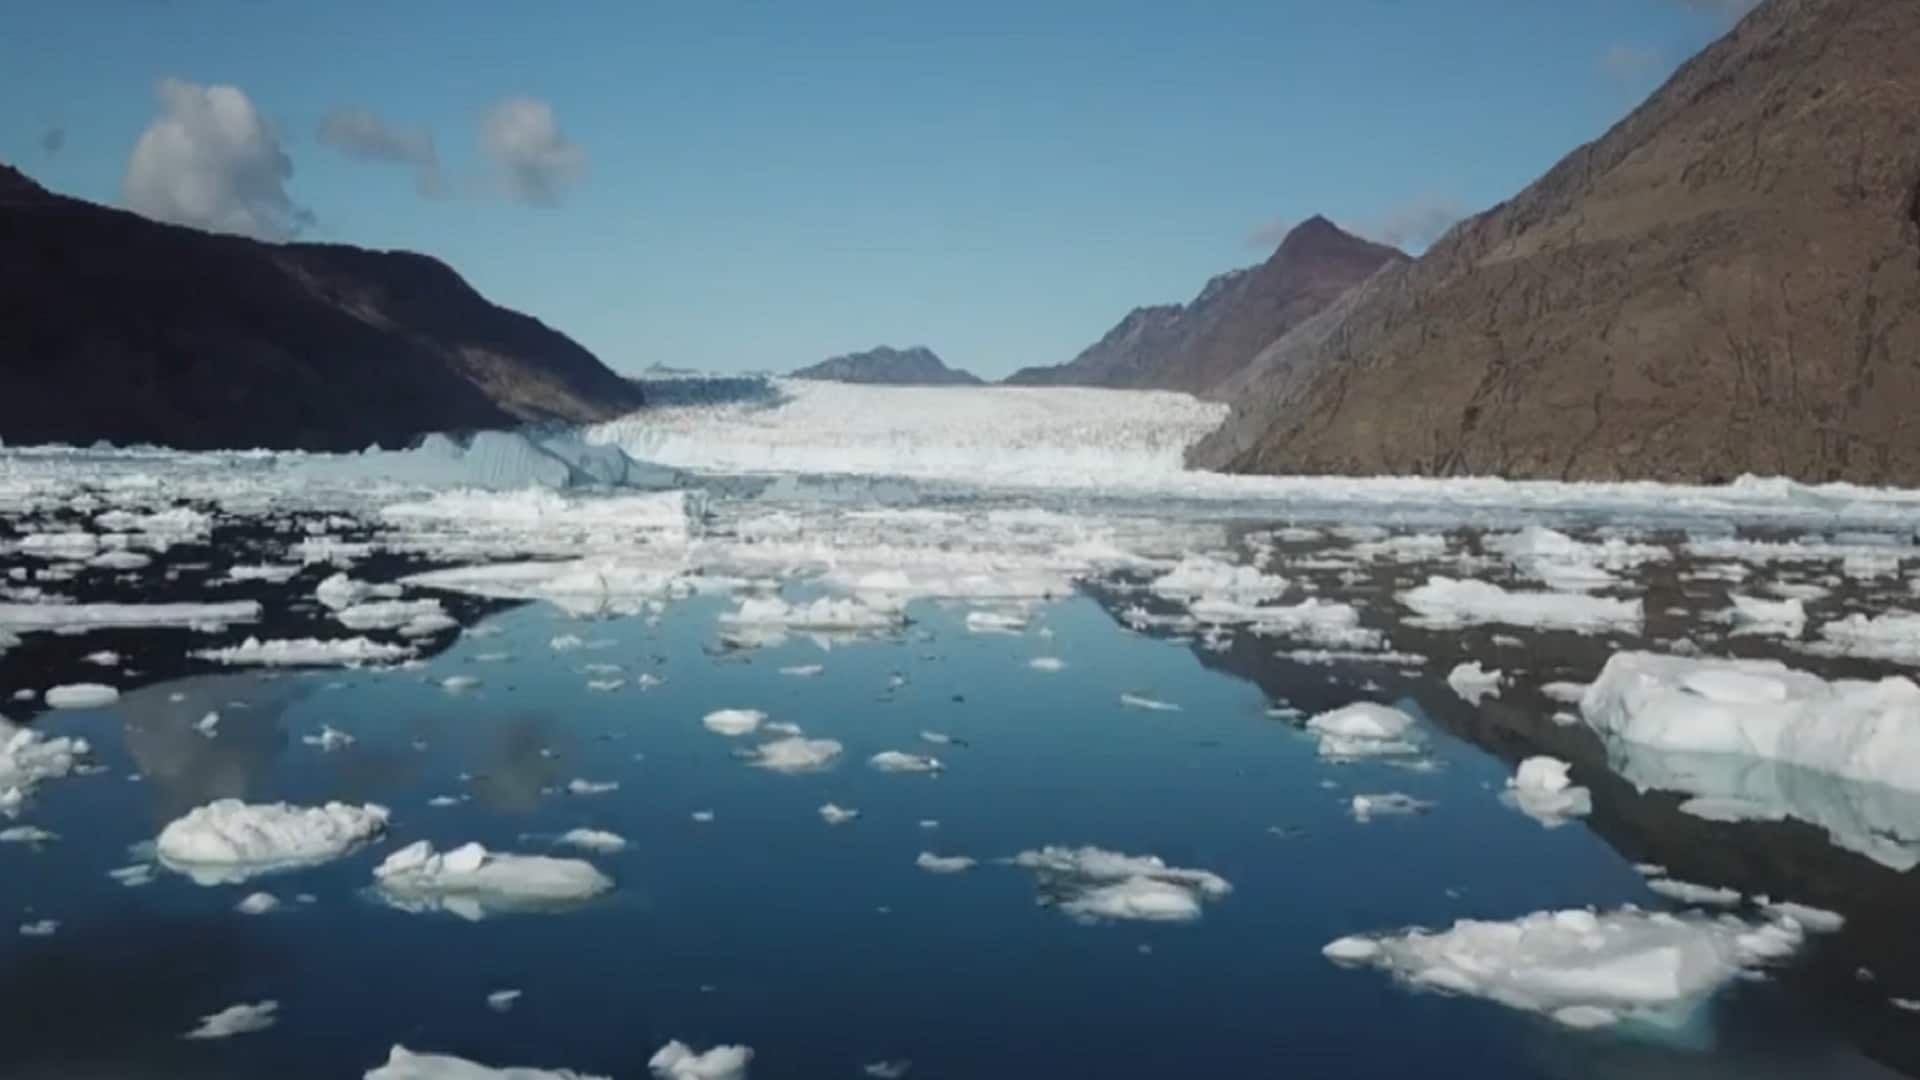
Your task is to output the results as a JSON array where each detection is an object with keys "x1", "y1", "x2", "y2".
[
  {"x1": 39, "y1": 127, "x2": 65, "y2": 156},
  {"x1": 317, "y1": 107, "x2": 447, "y2": 198},
  {"x1": 122, "y1": 78, "x2": 310, "y2": 241},
  {"x1": 480, "y1": 97, "x2": 586, "y2": 206},
  {"x1": 1361, "y1": 197, "x2": 1465, "y2": 253}
]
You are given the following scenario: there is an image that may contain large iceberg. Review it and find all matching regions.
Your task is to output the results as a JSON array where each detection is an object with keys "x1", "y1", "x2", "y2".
[{"x1": 156, "y1": 799, "x2": 390, "y2": 885}]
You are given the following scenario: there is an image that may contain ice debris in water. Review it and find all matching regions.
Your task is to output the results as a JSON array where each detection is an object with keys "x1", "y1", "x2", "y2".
[
  {"x1": 1119, "y1": 693, "x2": 1181, "y2": 712},
  {"x1": 702, "y1": 709, "x2": 766, "y2": 736},
  {"x1": 302, "y1": 725, "x2": 355, "y2": 752},
  {"x1": 1305, "y1": 703, "x2": 1423, "y2": 762},
  {"x1": 964, "y1": 609, "x2": 1027, "y2": 634},
  {"x1": 1718, "y1": 594, "x2": 1807, "y2": 638},
  {"x1": 869, "y1": 751, "x2": 942, "y2": 773},
  {"x1": 1028, "y1": 656, "x2": 1065, "y2": 672},
  {"x1": 183, "y1": 1000, "x2": 278, "y2": 1040},
  {"x1": 915, "y1": 852, "x2": 976, "y2": 874},
  {"x1": 109, "y1": 864, "x2": 155, "y2": 887},
  {"x1": 0, "y1": 825, "x2": 56, "y2": 844},
  {"x1": 1501, "y1": 756, "x2": 1592, "y2": 828},
  {"x1": 779, "y1": 664, "x2": 824, "y2": 677},
  {"x1": 156, "y1": 799, "x2": 389, "y2": 885},
  {"x1": 486, "y1": 989, "x2": 523, "y2": 1013},
  {"x1": 440, "y1": 675, "x2": 481, "y2": 693},
  {"x1": 1323, "y1": 906, "x2": 1807, "y2": 1029},
  {"x1": 1400, "y1": 577, "x2": 1642, "y2": 633},
  {"x1": 1644, "y1": 878, "x2": 1743, "y2": 908},
  {"x1": 819, "y1": 803, "x2": 860, "y2": 825},
  {"x1": 557, "y1": 828, "x2": 627, "y2": 853},
  {"x1": 235, "y1": 891, "x2": 280, "y2": 915},
  {"x1": 863, "y1": 1060, "x2": 912, "y2": 1079},
  {"x1": 1581, "y1": 652, "x2": 1920, "y2": 791},
  {"x1": 372, "y1": 841, "x2": 613, "y2": 921},
  {"x1": 18, "y1": 919, "x2": 57, "y2": 937},
  {"x1": 1803, "y1": 611, "x2": 1920, "y2": 664},
  {"x1": 1008, "y1": 845, "x2": 1231, "y2": 924},
  {"x1": 0, "y1": 600, "x2": 260, "y2": 633},
  {"x1": 566, "y1": 779, "x2": 619, "y2": 796},
  {"x1": 194, "y1": 636, "x2": 413, "y2": 667},
  {"x1": 44, "y1": 683, "x2": 119, "y2": 710},
  {"x1": 0, "y1": 717, "x2": 90, "y2": 815},
  {"x1": 744, "y1": 736, "x2": 843, "y2": 773},
  {"x1": 1150, "y1": 555, "x2": 1287, "y2": 603},
  {"x1": 366, "y1": 1045, "x2": 609, "y2": 1080},
  {"x1": 647, "y1": 1039, "x2": 754, "y2": 1080},
  {"x1": 1447, "y1": 662, "x2": 1503, "y2": 705},
  {"x1": 1349, "y1": 794, "x2": 1433, "y2": 822}
]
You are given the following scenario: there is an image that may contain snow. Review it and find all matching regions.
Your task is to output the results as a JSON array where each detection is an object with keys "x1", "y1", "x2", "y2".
[
  {"x1": 0, "y1": 599, "x2": 262, "y2": 634},
  {"x1": 1305, "y1": 703, "x2": 1424, "y2": 762},
  {"x1": 557, "y1": 829, "x2": 627, "y2": 854},
  {"x1": 1502, "y1": 756, "x2": 1592, "y2": 828},
  {"x1": 366, "y1": 1045, "x2": 610, "y2": 1080},
  {"x1": 372, "y1": 841, "x2": 613, "y2": 920},
  {"x1": 702, "y1": 708, "x2": 766, "y2": 736},
  {"x1": 1645, "y1": 878, "x2": 1743, "y2": 908},
  {"x1": 1447, "y1": 662, "x2": 1503, "y2": 705},
  {"x1": 193, "y1": 636, "x2": 413, "y2": 667},
  {"x1": 43, "y1": 683, "x2": 119, "y2": 710},
  {"x1": 155, "y1": 799, "x2": 389, "y2": 885},
  {"x1": 869, "y1": 751, "x2": 942, "y2": 773},
  {"x1": 1007, "y1": 845, "x2": 1231, "y2": 924},
  {"x1": 744, "y1": 736, "x2": 843, "y2": 773},
  {"x1": 1582, "y1": 652, "x2": 1920, "y2": 793},
  {"x1": 915, "y1": 852, "x2": 976, "y2": 873},
  {"x1": 647, "y1": 1040, "x2": 753, "y2": 1080},
  {"x1": 1323, "y1": 906, "x2": 1806, "y2": 1028},
  {"x1": 1401, "y1": 577, "x2": 1641, "y2": 633},
  {"x1": 183, "y1": 1001, "x2": 278, "y2": 1040},
  {"x1": 819, "y1": 803, "x2": 860, "y2": 824}
]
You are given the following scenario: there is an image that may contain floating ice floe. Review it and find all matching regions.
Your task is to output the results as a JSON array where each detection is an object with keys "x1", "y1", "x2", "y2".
[
  {"x1": 964, "y1": 609, "x2": 1028, "y2": 635},
  {"x1": 916, "y1": 852, "x2": 976, "y2": 873},
  {"x1": 1400, "y1": 577, "x2": 1642, "y2": 633},
  {"x1": 648, "y1": 1039, "x2": 754, "y2": 1080},
  {"x1": 0, "y1": 718, "x2": 90, "y2": 815},
  {"x1": 1644, "y1": 878, "x2": 1743, "y2": 908},
  {"x1": 1150, "y1": 556, "x2": 1288, "y2": 603},
  {"x1": 567, "y1": 779, "x2": 619, "y2": 796},
  {"x1": 1119, "y1": 693, "x2": 1181, "y2": 712},
  {"x1": 1582, "y1": 652, "x2": 1920, "y2": 792},
  {"x1": 557, "y1": 829, "x2": 627, "y2": 854},
  {"x1": 0, "y1": 600, "x2": 261, "y2": 634},
  {"x1": 863, "y1": 1060, "x2": 912, "y2": 1079},
  {"x1": 586, "y1": 678, "x2": 625, "y2": 692},
  {"x1": 870, "y1": 751, "x2": 942, "y2": 773},
  {"x1": 1717, "y1": 594, "x2": 1807, "y2": 638},
  {"x1": 1501, "y1": 757, "x2": 1592, "y2": 828},
  {"x1": 440, "y1": 675, "x2": 481, "y2": 693},
  {"x1": 779, "y1": 664, "x2": 824, "y2": 677},
  {"x1": 1447, "y1": 662, "x2": 1503, "y2": 705},
  {"x1": 719, "y1": 595, "x2": 902, "y2": 645},
  {"x1": 193, "y1": 636, "x2": 413, "y2": 667},
  {"x1": 371, "y1": 841, "x2": 613, "y2": 921},
  {"x1": 302, "y1": 725, "x2": 355, "y2": 752},
  {"x1": 43, "y1": 683, "x2": 119, "y2": 710},
  {"x1": 222, "y1": 563, "x2": 301, "y2": 585},
  {"x1": 819, "y1": 803, "x2": 859, "y2": 824},
  {"x1": 1028, "y1": 656, "x2": 1065, "y2": 672},
  {"x1": 366, "y1": 1045, "x2": 609, "y2": 1080},
  {"x1": 406, "y1": 557, "x2": 694, "y2": 619},
  {"x1": 156, "y1": 799, "x2": 388, "y2": 885},
  {"x1": 1760, "y1": 899, "x2": 1844, "y2": 933},
  {"x1": 486, "y1": 989, "x2": 523, "y2": 1013},
  {"x1": 743, "y1": 736, "x2": 843, "y2": 773},
  {"x1": 1349, "y1": 793, "x2": 1433, "y2": 822},
  {"x1": 183, "y1": 1000, "x2": 278, "y2": 1040},
  {"x1": 109, "y1": 864, "x2": 154, "y2": 887},
  {"x1": 1482, "y1": 526, "x2": 1666, "y2": 593},
  {"x1": 1323, "y1": 906, "x2": 1805, "y2": 1029},
  {"x1": 18, "y1": 919, "x2": 56, "y2": 937},
  {"x1": 1007, "y1": 845, "x2": 1231, "y2": 923},
  {"x1": 1304, "y1": 703, "x2": 1424, "y2": 762},
  {"x1": 1801, "y1": 611, "x2": 1920, "y2": 663},
  {"x1": 1187, "y1": 597, "x2": 1383, "y2": 650},
  {"x1": 235, "y1": 891, "x2": 280, "y2": 915},
  {"x1": 1540, "y1": 681, "x2": 1588, "y2": 704},
  {"x1": 0, "y1": 825, "x2": 56, "y2": 843},
  {"x1": 702, "y1": 709, "x2": 766, "y2": 737}
]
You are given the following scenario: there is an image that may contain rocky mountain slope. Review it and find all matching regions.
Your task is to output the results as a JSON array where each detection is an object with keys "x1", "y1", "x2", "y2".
[
  {"x1": 0, "y1": 164, "x2": 644, "y2": 451},
  {"x1": 792, "y1": 345, "x2": 982, "y2": 385},
  {"x1": 1005, "y1": 216, "x2": 1404, "y2": 395},
  {"x1": 1193, "y1": 0, "x2": 1920, "y2": 484}
]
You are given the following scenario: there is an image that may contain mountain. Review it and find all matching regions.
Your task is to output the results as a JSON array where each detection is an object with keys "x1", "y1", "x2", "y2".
[
  {"x1": 1193, "y1": 0, "x2": 1920, "y2": 484},
  {"x1": 0, "y1": 164, "x2": 644, "y2": 451},
  {"x1": 792, "y1": 345, "x2": 982, "y2": 385},
  {"x1": 1004, "y1": 217, "x2": 1405, "y2": 395}
]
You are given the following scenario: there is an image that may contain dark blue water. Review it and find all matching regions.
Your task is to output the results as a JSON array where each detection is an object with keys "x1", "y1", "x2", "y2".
[{"x1": 0, "y1": 593, "x2": 1894, "y2": 1078}]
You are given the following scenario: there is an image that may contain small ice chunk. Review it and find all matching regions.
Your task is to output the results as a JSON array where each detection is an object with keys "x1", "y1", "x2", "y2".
[
  {"x1": 235, "y1": 892, "x2": 280, "y2": 915},
  {"x1": 82, "y1": 650, "x2": 120, "y2": 666},
  {"x1": 1719, "y1": 594, "x2": 1807, "y2": 638},
  {"x1": 156, "y1": 799, "x2": 389, "y2": 885},
  {"x1": 918, "y1": 730, "x2": 955, "y2": 746},
  {"x1": 1400, "y1": 577, "x2": 1642, "y2": 633},
  {"x1": 440, "y1": 675, "x2": 481, "y2": 693},
  {"x1": 819, "y1": 803, "x2": 860, "y2": 825},
  {"x1": 744, "y1": 736, "x2": 843, "y2": 773},
  {"x1": 557, "y1": 828, "x2": 627, "y2": 853},
  {"x1": 1028, "y1": 656, "x2": 1065, "y2": 672},
  {"x1": 1447, "y1": 662, "x2": 1503, "y2": 705},
  {"x1": 1349, "y1": 793, "x2": 1433, "y2": 822},
  {"x1": 302, "y1": 725, "x2": 355, "y2": 752},
  {"x1": 915, "y1": 852, "x2": 976, "y2": 873},
  {"x1": 1119, "y1": 693, "x2": 1181, "y2": 712},
  {"x1": 690, "y1": 810, "x2": 715, "y2": 823},
  {"x1": 863, "y1": 1060, "x2": 912, "y2": 1079},
  {"x1": 109, "y1": 863, "x2": 155, "y2": 887},
  {"x1": 869, "y1": 751, "x2": 942, "y2": 773},
  {"x1": 1009, "y1": 845, "x2": 1231, "y2": 924},
  {"x1": 567, "y1": 779, "x2": 619, "y2": 796},
  {"x1": 18, "y1": 919, "x2": 57, "y2": 937},
  {"x1": 194, "y1": 636, "x2": 412, "y2": 667},
  {"x1": 586, "y1": 679, "x2": 625, "y2": 692},
  {"x1": 372, "y1": 840, "x2": 613, "y2": 920},
  {"x1": 1305, "y1": 703, "x2": 1423, "y2": 761},
  {"x1": 1760, "y1": 899, "x2": 1844, "y2": 933},
  {"x1": 702, "y1": 709, "x2": 766, "y2": 737},
  {"x1": 647, "y1": 1040, "x2": 753, "y2": 1080},
  {"x1": 550, "y1": 634, "x2": 585, "y2": 652},
  {"x1": 1502, "y1": 756, "x2": 1592, "y2": 828},
  {"x1": 367, "y1": 1045, "x2": 608, "y2": 1080},
  {"x1": 0, "y1": 825, "x2": 56, "y2": 844},
  {"x1": 44, "y1": 683, "x2": 119, "y2": 710},
  {"x1": 183, "y1": 1000, "x2": 278, "y2": 1040},
  {"x1": 195, "y1": 712, "x2": 220, "y2": 738},
  {"x1": 965, "y1": 610, "x2": 1027, "y2": 634},
  {"x1": 1645, "y1": 877, "x2": 1743, "y2": 907},
  {"x1": 1540, "y1": 681, "x2": 1588, "y2": 704},
  {"x1": 486, "y1": 989, "x2": 523, "y2": 1013},
  {"x1": 779, "y1": 664, "x2": 824, "y2": 677}
]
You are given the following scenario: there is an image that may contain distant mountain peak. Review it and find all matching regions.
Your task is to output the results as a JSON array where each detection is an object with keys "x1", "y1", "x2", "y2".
[{"x1": 792, "y1": 345, "x2": 982, "y2": 386}]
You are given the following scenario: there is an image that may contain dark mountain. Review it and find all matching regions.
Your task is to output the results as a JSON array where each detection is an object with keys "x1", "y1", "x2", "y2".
[
  {"x1": 1193, "y1": 0, "x2": 1920, "y2": 484},
  {"x1": 1004, "y1": 217, "x2": 1405, "y2": 395},
  {"x1": 792, "y1": 345, "x2": 982, "y2": 386},
  {"x1": 0, "y1": 164, "x2": 644, "y2": 451}
]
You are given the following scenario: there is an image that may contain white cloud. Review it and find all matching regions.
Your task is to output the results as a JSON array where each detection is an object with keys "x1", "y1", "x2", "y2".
[
  {"x1": 122, "y1": 78, "x2": 310, "y2": 241},
  {"x1": 480, "y1": 97, "x2": 586, "y2": 206},
  {"x1": 1360, "y1": 197, "x2": 1465, "y2": 253},
  {"x1": 317, "y1": 107, "x2": 447, "y2": 198}
]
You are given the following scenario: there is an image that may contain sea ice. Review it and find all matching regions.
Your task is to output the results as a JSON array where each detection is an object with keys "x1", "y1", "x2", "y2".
[
  {"x1": 1349, "y1": 793, "x2": 1433, "y2": 822},
  {"x1": 1007, "y1": 845, "x2": 1231, "y2": 924},
  {"x1": 1028, "y1": 657, "x2": 1065, "y2": 672},
  {"x1": 372, "y1": 841, "x2": 613, "y2": 920},
  {"x1": 869, "y1": 751, "x2": 942, "y2": 773},
  {"x1": 1119, "y1": 693, "x2": 1181, "y2": 712},
  {"x1": 744, "y1": 736, "x2": 843, "y2": 773},
  {"x1": 566, "y1": 779, "x2": 619, "y2": 795},
  {"x1": 916, "y1": 852, "x2": 976, "y2": 873},
  {"x1": 366, "y1": 1045, "x2": 609, "y2": 1080},
  {"x1": 0, "y1": 600, "x2": 263, "y2": 634},
  {"x1": 43, "y1": 683, "x2": 119, "y2": 710},
  {"x1": 1501, "y1": 756, "x2": 1592, "y2": 828},
  {"x1": 193, "y1": 636, "x2": 412, "y2": 667},
  {"x1": 1305, "y1": 703, "x2": 1423, "y2": 762},
  {"x1": 1644, "y1": 878, "x2": 1743, "y2": 908},
  {"x1": 303, "y1": 725, "x2": 355, "y2": 752},
  {"x1": 235, "y1": 891, "x2": 280, "y2": 915},
  {"x1": 819, "y1": 803, "x2": 860, "y2": 824},
  {"x1": 183, "y1": 1001, "x2": 278, "y2": 1040},
  {"x1": 0, "y1": 719, "x2": 90, "y2": 813},
  {"x1": 702, "y1": 709, "x2": 766, "y2": 736},
  {"x1": 18, "y1": 919, "x2": 57, "y2": 937},
  {"x1": 1803, "y1": 611, "x2": 1920, "y2": 663},
  {"x1": 1400, "y1": 577, "x2": 1641, "y2": 633},
  {"x1": 1149, "y1": 556, "x2": 1287, "y2": 603},
  {"x1": 647, "y1": 1040, "x2": 753, "y2": 1080},
  {"x1": 155, "y1": 799, "x2": 389, "y2": 885},
  {"x1": 557, "y1": 829, "x2": 627, "y2": 853},
  {"x1": 1718, "y1": 594, "x2": 1807, "y2": 638},
  {"x1": 487, "y1": 989, "x2": 523, "y2": 1013},
  {"x1": 1447, "y1": 662, "x2": 1503, "y2": 705}
]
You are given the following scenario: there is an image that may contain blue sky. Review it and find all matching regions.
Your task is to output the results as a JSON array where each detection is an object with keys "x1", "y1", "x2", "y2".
[{"x1": 4, "y1": 0, "x2": 1752, "y2": 377}]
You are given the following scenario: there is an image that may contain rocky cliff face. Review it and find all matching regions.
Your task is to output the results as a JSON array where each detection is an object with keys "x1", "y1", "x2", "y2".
[
  {"x1": 1193, "y1": 0, "x2": 1920, "y2": 484},
  {"x1": 1005, "y1": 217, "x2": 1405, "y2": 395},
  {"x1": 0, "y1": 164, "x2": 644, "y2": 451},
  {"x1": 792, "y1": 345, "x2": 982, "y2": 385}
]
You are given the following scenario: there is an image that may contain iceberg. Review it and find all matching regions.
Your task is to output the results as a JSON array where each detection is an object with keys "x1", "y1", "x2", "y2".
[
  {"x1": 0, "y1": 718, "x2": 90, "y2": 815},
  {"x1": 743, "y1": 736, "x2": 843, "y2": 773},
  {"x1": 192, "y1": 636, "x2": 414, "y2": 667},
  {"x1": 1400, "y1": 577, "x2": 1642, "y2": 633},
  {"x1": 366, "y1": 1045, "x2": 610, "y2": 1080},
  {"x1": 1501, "y1": 756, "x2": 1592, "y2": 828},
  {"x1": 1305, "y1": 703, "x2": 1424, "y2": 762},
  {"x1": 371, "y1": 840, "x2": 613, "y2": 920},
  {"x1": 1007, "y1": 845, "x2": 1231, "y2": 924},
  {"x1": 648, "y1": 1040, "x2": 753, "y2": 1080},
  {"x1": 155, "y1": 799, "x2": 390, "y2": 885},
  {"x1": 183, "y1": 1000, "x2": 278, "y2": 1040},
  {"x1": 0, "y1": 600, "x2": 259, "y2": 633},
  {"x1": 43, "y1": 683, "x2": 119, "y2": 710}
]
